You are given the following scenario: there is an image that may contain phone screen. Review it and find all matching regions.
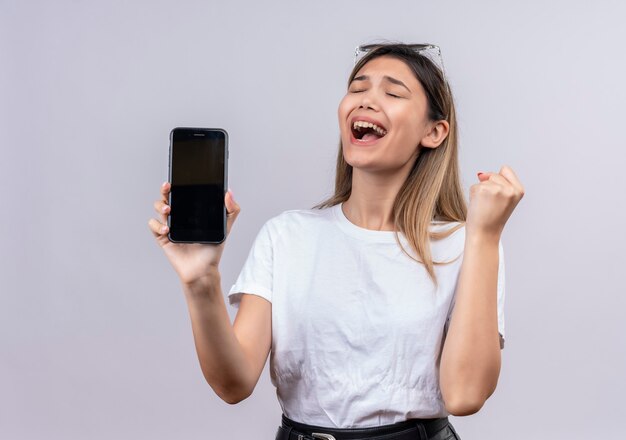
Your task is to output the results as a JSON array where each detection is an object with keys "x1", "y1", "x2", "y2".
[{"x1": 168, "y1": 127, "x2": 228, "y2": 243}]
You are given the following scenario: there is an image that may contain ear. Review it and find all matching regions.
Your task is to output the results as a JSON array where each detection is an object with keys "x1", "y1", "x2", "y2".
[{"x1": 420, "y1": 120, "x2": 449, "y2": 149}]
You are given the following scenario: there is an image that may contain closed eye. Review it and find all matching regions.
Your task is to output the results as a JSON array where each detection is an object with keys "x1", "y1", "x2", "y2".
[{"x1": 349, "y1": 89, "x2": 402, "y2": 98}]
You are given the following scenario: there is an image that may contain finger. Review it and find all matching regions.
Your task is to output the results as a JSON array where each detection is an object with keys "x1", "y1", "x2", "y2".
[
  {"x1": 225, "y1": 190, "x2": 241, "y2": 235},
  {"x1": 477, "y1": 171, "x2": 493, "y2": 182},
  {"x1": 499, "y1": 165, "x2": 525, "y2": 195},
  {"x1": 485, "y1": 173, "x2": 511, "y2": 189},
  {"x1": 161, "y1": 181, "x2": 171, "y2": 204},
  {"x1": 148, "y1": 218, "x2": 169, "y2": 238},
  {"x1": 225, "y1": 190, "x2": 240, "y2": 217},
  {"x1": 153, "y1": 199, "x2": 170, "y2": 223},
  {"x1": 478, "y1": 171, "x2": 509, "y2": 190},
  {"x1": 475, "y1": 172, "x2": 513, "y2": 201}
]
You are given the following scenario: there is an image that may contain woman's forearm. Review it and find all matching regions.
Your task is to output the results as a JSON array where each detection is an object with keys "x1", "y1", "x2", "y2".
[
  {"x1": 182, "y1": 270, "x2": 253, "y2": 404},
  {"x1": 439, "y1": 232, "x2": 502, "y2": 416}
]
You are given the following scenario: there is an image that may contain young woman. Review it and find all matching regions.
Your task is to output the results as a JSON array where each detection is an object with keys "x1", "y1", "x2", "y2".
[{"x1": 148, "y1": 42, "x2": 524, "y2": 440}]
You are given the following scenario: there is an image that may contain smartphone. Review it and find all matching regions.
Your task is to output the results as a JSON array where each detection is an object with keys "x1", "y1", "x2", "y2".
[{"x1": 167, "y1": 127, "x2": 229, "y2": 243}]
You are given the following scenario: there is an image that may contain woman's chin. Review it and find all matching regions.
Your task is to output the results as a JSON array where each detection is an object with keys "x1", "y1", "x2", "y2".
[{"x1": 342, "y1": 151, "x2": 381, "y2": 170}]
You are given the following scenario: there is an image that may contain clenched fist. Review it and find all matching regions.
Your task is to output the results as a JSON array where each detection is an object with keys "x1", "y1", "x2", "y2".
[{"x1": 466, "y1": 165, "x2": 525, "y2": 239}]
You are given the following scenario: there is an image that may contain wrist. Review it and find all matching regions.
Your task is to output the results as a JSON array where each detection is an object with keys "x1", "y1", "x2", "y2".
[
  {"x1": 181, "y1": 268, "x2": 222, "y2": 302},
  {"x1": 465, "y1": 229, "x2": 501, "y2": 247}
]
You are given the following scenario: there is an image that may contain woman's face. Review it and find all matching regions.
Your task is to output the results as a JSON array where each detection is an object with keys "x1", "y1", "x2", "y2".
[{"x1": 338, "y1": 55, "x2": 445, "y2": 173}]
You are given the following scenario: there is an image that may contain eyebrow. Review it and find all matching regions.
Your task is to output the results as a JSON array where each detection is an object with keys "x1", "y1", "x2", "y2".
[{"x1": 350, "y1": 75, "x2": 411, "y2": 93}]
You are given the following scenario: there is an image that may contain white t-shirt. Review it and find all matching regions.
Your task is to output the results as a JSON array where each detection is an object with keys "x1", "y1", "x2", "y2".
[{"x1": 228, "y1": 202, "x2": 505, "y2": 428}]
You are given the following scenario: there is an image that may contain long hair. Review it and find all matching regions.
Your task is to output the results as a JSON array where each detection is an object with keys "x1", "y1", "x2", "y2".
[{"x1": 312, "y1": 42, "x2": 466, "y2": 289}]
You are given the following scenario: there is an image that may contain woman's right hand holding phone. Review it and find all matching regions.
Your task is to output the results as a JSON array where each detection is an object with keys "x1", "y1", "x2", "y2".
[
  {"x1": 148, "y1": 182, "x2": 240, "y2": 287},
  {"x1": 150, "y1": 183, "x2": 260, "y2": 404}
]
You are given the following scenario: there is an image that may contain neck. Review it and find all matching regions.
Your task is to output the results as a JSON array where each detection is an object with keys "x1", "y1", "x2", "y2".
[{"x1": 342, "y1": 161, "x2": 414, "y2": 231}]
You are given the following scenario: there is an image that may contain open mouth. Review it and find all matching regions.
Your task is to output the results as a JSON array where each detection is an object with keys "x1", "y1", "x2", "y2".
[{"x1": 350, "y1": 120, "x2": 388, "y2": 143}]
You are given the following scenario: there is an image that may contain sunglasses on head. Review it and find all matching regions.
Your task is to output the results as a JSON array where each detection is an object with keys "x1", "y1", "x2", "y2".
[{"x1": 353, "y1": 43, "x2": 447, "y2": 81}]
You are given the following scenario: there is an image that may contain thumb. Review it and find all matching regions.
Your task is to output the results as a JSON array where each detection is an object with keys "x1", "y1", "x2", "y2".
[
  {"x1": 477, "y1": 171, "x2": 494, "y2": 182},
  {"x1": 224, "y1": 188, "x2": 241, "y2": 227},
  {"x1": 225, "y1": 189, "x2": 240, "y2": 219}
]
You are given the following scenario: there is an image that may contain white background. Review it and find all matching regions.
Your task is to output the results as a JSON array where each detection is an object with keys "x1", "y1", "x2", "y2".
[{"x1": 1, "y1": 0, "x2": 625, "y2": 438}]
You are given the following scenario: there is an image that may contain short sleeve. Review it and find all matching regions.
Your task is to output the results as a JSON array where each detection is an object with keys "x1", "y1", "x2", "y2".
[
  {"x1": 227, "y1": 220, "x2": 274, "y2": 309},
  {"x1": 444, "y1": 239, "x2": 506, "y2": 349},
  {"x1": 496, "y1": 240, "x2": 506, "y2": 349}
]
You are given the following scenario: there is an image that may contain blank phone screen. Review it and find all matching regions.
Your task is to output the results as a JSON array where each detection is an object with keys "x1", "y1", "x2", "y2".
[{"x1": 168, "y1": 128, "x2": 227, "y2": 243}]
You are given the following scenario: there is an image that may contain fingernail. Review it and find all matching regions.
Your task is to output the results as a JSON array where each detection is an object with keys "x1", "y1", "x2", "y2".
[
  {"x1": 229, "y1": 188, "x2": 235, "y2": 200},
  {"x1": 162, "y1": 205, "x2": 168, "y2": 213},
  {"x1": 161, "y1": 226, "x2": 168, "y2": 234},
  {"x1": 477, "y1": 172, "x2": 484, "y2": 177}
]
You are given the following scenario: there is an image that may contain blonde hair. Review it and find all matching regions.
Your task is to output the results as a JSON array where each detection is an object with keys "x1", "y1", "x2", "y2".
[{"x1": 312, "y1": 43, "x2": 467, "y2": 289}]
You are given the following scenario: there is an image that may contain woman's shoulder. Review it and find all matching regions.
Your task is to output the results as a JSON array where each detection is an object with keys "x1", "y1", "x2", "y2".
[{"x1": 262, "y1": 205, "x2": 334, "y2": 234}]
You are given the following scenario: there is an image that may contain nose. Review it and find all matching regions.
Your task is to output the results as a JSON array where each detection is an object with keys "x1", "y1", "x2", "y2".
[{"x1": 359, "y1": 90, "x2": 378, "y2": 110}]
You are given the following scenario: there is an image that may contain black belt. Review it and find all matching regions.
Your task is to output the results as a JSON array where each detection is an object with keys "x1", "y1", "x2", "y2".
[{"x1": 275, "y1": 414, "x2": 451, "y2": 440}]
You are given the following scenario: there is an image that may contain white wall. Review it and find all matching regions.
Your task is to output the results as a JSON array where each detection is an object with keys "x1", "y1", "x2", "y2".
[{"x1": 1, "y1": 0, "x2": 625, "y2": 438}]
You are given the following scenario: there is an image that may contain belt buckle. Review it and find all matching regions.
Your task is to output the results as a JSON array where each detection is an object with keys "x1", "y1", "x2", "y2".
[{"x1": 311, "y1": 433, "x2": 336, "y2": 440}]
